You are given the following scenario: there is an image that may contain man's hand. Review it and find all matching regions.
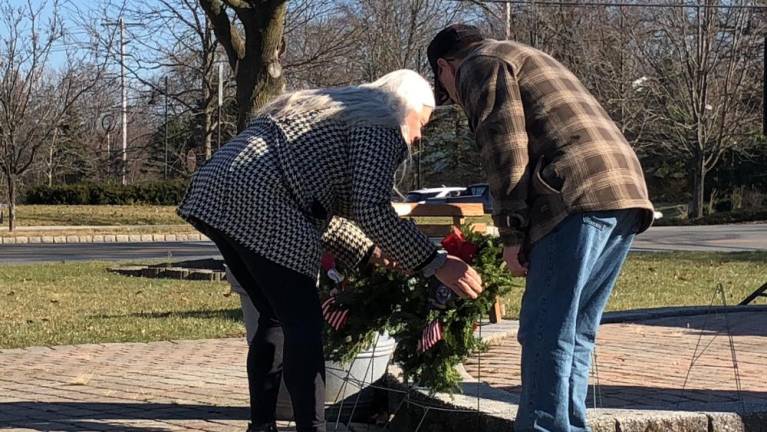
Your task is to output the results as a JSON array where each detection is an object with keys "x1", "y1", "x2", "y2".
[
  {"x1": 503, "y1": 245, "x2": 528, "y2": 277},
  {"x1": 434, "y1": 255, "x2": 483, "y2": 299}
]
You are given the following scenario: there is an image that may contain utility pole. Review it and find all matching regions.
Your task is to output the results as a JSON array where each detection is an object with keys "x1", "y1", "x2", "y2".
[
  {"x1": 120, "y1": 17, "x2": 127, "y2": 185},
  {"x1": 217, "y1": 63, "x2": 223, "y2": 152},
  {"x1": 506, "y1": 1, "x2": 511, "y2": 39},
  {"x1": 164, "y1": 75, "x2": 169, "y2": 180},
  {"x1": 103, "y1": 18, "x2": 141, "y2": 184}
]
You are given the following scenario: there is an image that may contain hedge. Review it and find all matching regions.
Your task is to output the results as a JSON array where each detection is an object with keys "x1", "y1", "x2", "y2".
[{"x1": 24, "y1": 181, "x2": 189, "y2": 205}]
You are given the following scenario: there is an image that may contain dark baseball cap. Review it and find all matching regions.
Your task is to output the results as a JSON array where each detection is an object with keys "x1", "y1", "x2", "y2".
[{"x1": 427, "y1": 24, "x2": 484, "y2": 105}]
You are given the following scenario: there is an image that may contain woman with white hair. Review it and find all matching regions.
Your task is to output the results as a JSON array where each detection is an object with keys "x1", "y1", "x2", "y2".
[{"x1": 178, "y1": 69, "x2": 483, "y2": 432}]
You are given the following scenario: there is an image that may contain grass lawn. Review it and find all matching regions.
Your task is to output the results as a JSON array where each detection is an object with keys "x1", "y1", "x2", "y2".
[
  {"x1": 498, "y1": 251, "x2": 767, "y2": 319},
  {"x1": 11, "y1": 205, "x2": 488, "y2": 228},
  {"x1": 1, "y1": 252, "x2": 765, "y2": 349},
  {"x1": 0, "y1": 262, "x2": 241, "y2": 349},
  {"x1": 14, "y1": 205, "x2": 185, "y2": 226}
]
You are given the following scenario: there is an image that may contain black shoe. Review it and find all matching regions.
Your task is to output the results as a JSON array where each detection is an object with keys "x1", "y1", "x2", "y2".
[{"x1": 246, "y1": 423, "x2": 278, "y2": 432}]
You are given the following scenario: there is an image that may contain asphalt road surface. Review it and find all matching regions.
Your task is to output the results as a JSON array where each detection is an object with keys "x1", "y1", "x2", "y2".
[
  {"x1": 0, "y1": 241, "x2": 219, "y2": 265},
  {"x1": 1, "y1": 224, "x2": 765, "y2": 264}
]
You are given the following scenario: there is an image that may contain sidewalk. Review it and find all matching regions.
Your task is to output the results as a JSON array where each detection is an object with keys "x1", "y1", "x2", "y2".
[
  {"x1": 3, "y1": 309, "x2": 767, "y2": 431},
  {"x1": 0, "y1": 225, "x2": 204, "y2": 245}
]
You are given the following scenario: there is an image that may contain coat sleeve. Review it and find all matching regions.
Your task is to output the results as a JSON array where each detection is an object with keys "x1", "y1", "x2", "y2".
[
  {"x1": 457, "y1": 55, "x2": 530, "y2": 246},
  {"x1": 320, "y1": 216, "x2": 374, "y2": 269},
  {"x1": 347, "y1": 126, "x2": 437, "y2": 272}
]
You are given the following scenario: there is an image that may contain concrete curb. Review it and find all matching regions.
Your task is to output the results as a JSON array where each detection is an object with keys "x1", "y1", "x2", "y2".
[
  {"x1": 0, "y1": 233, "x2": 209, "y2": 245},
  {"x1": 386, "y1": 307, "x2": 767, "y2": 432},
  {"x1": 601, "y1": 304, "x2": 767, "y2": 323}
]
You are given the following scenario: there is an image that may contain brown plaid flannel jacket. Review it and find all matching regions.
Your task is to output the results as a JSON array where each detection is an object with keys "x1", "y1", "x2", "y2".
[{"x1": 456, "y1": 39, "x2": 654, "y2": 247}]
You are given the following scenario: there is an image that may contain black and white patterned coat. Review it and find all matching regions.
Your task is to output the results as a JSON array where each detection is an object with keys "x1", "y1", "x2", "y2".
[{"x1": 178, "y1": 110, "x2": 437, "y2": 279}]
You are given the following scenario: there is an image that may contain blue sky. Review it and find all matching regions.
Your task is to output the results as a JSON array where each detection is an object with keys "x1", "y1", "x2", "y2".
[{"x1": 2, "y1": 0, "x2": 169, "y2": 74}]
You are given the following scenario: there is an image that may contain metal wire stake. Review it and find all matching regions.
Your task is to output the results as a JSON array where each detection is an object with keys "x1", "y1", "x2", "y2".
[
  {"x1": 477, "y1": 321, "x2": 483, "y2": 432},
  {"x1": 717, "y1": 284, "x2": 745, "y2": 412},
  {"x1": 345, "y1": 334, "x2": 380, "y2": 427},
  {"x1": 413, "y1": 407, "x2": 431, "y2": 432}
]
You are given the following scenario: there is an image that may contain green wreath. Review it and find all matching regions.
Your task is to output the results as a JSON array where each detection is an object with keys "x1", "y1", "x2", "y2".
[{"x1": 320, "y1": 226, "x2": 516, "y2": 394}]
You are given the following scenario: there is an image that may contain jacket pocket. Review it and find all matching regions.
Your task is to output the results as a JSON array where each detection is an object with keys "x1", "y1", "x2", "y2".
[{"x1": 531, "y1": 156, "x2": 562, "y2": 195}]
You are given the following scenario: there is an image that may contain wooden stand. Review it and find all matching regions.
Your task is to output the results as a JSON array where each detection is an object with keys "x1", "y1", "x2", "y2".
[{"x1": 392, "y1": 202, "x2": 504, "y2": 323}]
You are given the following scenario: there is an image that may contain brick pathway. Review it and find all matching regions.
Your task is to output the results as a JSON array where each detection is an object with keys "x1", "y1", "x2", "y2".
[
  {"x1": 2, "y1": 310, "x2": 766, "y2": 431},
  {"x1": 0, "y1": 339, "x2": 253, "y2": 431},
  {"x1": 464, "y1": 310, "x2": 767, "y2": 411}
]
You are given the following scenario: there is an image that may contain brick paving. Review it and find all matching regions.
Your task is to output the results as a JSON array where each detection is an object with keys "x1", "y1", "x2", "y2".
[
  {"x1": 2, "y1": 310, "x2": 766, "y2": 431},
  {"x1": 0, "y1": 339, "x2": 253, "y2": 431},
  {"x1": 464, "y1": 310, "x2": 767, "y2": 411}
]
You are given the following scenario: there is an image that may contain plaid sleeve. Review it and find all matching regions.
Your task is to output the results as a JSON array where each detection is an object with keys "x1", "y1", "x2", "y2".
[
  {"x1": 321, "y1": 216, "x2": 374, "y2": 269},
  {"x1": 457, "y1": 55, "x2": 530, "y2": 246},
  {"x1": 349, "y1": 126, "x2": 437, "y2": 272}
]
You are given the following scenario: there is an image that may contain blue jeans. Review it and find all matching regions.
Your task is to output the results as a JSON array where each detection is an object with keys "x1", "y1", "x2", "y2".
[{"x1": 514, "y1": 210, "x2": 641, "y2": 432}]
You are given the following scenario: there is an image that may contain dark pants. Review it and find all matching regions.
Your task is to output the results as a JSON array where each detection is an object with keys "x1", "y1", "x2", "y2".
[{"x1": 198, "y1": 223, "x2": 326, "y2": 432}]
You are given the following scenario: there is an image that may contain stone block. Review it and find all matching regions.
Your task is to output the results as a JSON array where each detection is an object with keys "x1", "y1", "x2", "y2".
[
  {"x1": 188, "y1": 269, "x2": 215, "y2": 281},
  {"x1": 708, "y1": 412, "x2": 745, "y2": 432},
  {"x1": 141, "y1": 267, "x2": 161, "y2": 278},
  {"x1": 160, "y1": 267, "x2": 189, "y2": 279},
  {"x1": 615, "y1": 411, "x2": 708, "y2": 432}
]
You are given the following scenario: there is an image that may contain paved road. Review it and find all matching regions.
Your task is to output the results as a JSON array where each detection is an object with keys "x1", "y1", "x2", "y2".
[
  {"x1": 0, "y1": 241, "x2": 219, "y2": 265},
  {"x1": 0, "y1": 224, "x2": 765, "y2": 264},
  {"x1": 632, "y1": 223, "x2": 767, "y2": 252}
]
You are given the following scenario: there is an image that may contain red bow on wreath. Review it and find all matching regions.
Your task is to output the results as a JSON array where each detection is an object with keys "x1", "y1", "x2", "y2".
[{"x1": 441, "y1": 226, "x2": 478, "y2": 264}]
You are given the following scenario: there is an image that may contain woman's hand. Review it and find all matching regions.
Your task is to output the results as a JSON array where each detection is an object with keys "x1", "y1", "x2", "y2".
[
  {"x1": 434, "y1": 255, "x2": 483, "y2": 299},
  {"x1": 368, "y1": 246, "x2": 401, "y2": 272}
]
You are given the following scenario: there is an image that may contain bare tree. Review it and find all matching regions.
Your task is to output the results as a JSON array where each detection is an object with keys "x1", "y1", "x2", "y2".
[
  {"x1": 347, "y1": 0, "x2": 466, "y2": 81},
  {"x1": 282, "y1": 0, "x2": 362, "y2": 88},
  {"x1": 122, "y1": 0, "x2": 222, "y2": 162},
  {"x1": 0, "y1": 0, "x2": 113, "y2": 230},
  {"x1": 628, "y1": 1, "x2": 764, "y2": 218},
  {"x1": 199, "y1": 0, "x2": 288, "y2": 132}
]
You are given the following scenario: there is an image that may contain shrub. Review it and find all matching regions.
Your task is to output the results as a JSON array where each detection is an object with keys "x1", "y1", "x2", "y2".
[{"x1": 24, "y1": 181, "x2": 188, "y2": 205}]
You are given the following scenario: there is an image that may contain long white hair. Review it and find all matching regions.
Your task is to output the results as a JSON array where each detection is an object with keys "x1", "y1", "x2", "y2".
[{"x1": 258, "y1": 69, "x2": 435, "y2": 136}]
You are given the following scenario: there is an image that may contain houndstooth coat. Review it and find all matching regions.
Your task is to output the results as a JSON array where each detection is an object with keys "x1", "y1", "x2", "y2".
[{"x1": 178, "y1": 110, "x2": 437, "y2": 279}]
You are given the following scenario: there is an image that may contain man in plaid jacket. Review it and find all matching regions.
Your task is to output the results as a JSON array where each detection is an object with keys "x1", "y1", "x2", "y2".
[{"x1": 428, "y1": 25, "x2": 654, "y2": 432}]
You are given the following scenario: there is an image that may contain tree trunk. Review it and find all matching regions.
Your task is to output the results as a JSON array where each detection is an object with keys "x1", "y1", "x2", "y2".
[
  {"x1": 201, "y1": 20, "x2": 214, "y2": 161},
  {"x1": 48, "y1": 128, "x2": 59, "y2": 187},
  {"x1": 235, "y1": 4, "x2": 287, "y2": 132},
  {"x1": 690, "y1": 153, "x2": 706, "y2": 219},
  {"x1": 201, "y1": 73, "x2": 213, "y2": 162},
  {"x1": 203, "y1": 106, "x2": 213, "y2": 160},
  {"x1": 6, "y1": 174, "x2": 16, "y2": 232}
]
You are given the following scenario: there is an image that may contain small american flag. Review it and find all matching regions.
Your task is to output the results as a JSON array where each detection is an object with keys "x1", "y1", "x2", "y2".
[
  {"x1": 417, "y1": 320, "x2": 443, "y2": 353},
  {"x1": 322, "y1": 296, "x2": 349, "y2": 331}
]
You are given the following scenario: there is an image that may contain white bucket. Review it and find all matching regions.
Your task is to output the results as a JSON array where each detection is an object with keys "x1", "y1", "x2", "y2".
[{"x1": 230, "y1": 270, "x2": 396, "y2": 421}]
